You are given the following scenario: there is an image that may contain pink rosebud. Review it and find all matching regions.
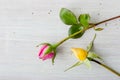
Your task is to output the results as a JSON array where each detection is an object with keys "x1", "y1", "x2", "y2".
[{"x1": 38, "y1": 44, "x2": 54, "y2": 61}]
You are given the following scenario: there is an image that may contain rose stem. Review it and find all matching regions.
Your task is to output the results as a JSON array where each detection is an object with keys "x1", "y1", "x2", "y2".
[{"x1": 90, "y1": 58, "x2": 120, "y2": 77}]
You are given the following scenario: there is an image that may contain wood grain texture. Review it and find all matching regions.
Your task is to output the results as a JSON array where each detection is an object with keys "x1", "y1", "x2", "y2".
[{"x1": 0, "y1": 0, "x2": 120, "y2": 80}]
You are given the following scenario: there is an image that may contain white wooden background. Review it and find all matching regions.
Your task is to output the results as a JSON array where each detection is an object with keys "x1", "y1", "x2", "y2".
[{"x1": 0, "y1": 0, "x2": 120, "y2": 80}]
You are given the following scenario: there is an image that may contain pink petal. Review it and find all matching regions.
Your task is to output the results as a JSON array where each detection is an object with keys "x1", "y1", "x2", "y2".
[
  {"x1": 42, "y1": 53, "x2": 54, "y2": 61},
  {"x1": 38, "y1": 45, "x2": 48, "y2": 58}
]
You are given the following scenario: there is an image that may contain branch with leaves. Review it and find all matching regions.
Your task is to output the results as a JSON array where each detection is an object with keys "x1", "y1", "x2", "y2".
[{"x1": 37, "y1": 8, "x2": 120, "y2": 76}]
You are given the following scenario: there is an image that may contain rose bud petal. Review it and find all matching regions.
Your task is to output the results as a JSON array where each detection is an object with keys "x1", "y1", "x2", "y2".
[
  {"x1": 71, "y1": 48, "x2": 87, "y2": 61},
  {"x1": 42, "y1": 52, "x2": 54, "y2": 60}
]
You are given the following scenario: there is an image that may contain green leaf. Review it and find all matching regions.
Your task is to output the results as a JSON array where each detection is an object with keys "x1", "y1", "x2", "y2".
[
  {"x1": 60, "y1": 8, "x2": 78, "y2": 25},
  {"x1": 88, "y1": 52, "x2": 102, "y2": 60},
  {"x1": 94, "y1": 27, "x2": 104, "y2": 31},
  {"x1": 78, "y1": 14, "x2": 90, "y2": 28},
  {"x1": 68, "y1": 24, "x2": 85, "y2": 39},
  {"x1": 64, "y1": 61, "x2": 83, "y2": 72},
  {"x1": 87, "y1": 34, "x2": 96, "y2": 52},
  {"x1": 84, "y1": 59, "x2": 91, "y2": 68}
]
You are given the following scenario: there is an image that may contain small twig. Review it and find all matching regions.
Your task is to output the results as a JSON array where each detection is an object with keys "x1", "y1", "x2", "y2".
[{"x1": 95, "y1": 15, "x2": 120, "y2": 26}]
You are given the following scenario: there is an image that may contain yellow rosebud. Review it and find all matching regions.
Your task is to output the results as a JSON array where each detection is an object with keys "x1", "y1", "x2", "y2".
[{"x1": 71, "y1": 48, "x2": 88, "y2": 61}]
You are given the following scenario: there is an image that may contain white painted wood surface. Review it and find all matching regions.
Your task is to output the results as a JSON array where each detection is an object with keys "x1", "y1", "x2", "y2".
[{"x1": 0, "y1": 0, "x2": 120, "y2": 80}]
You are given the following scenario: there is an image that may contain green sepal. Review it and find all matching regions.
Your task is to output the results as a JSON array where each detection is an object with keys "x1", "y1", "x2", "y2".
[
  {"x1": 60, "y1": 8, "x2": 78, "y2": 25},
  {"x1": 88, "y1": 52, "x2": 102, "y2": 60},
  {"x1": 84, "y1": 59, "x2": 91, "y2": 68},
  {"x1": 36, "y1": 43, "x2": 51, "y2": 47},
  {"x1": 64, "y1": 61, "x2": 83, "y2": 72},
  {"x1": 78, "y1": 14, "x2": 90, "y2": 28},
  {"x1": 44, "y1": 46, "x2": 53, "y2": 55},
  {"x1": 52, "y1": 50, "x2": 56, "y2": 65},
  {"x1": 68, "y1": 24, "x2": 85, "y2": 39},
  {"x1": 87, "y1": 34, "x2": 96, "y2": 52}
]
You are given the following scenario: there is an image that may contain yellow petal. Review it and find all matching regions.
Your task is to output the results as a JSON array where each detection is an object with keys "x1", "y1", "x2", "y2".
[{"x1": 71, "y1": 48, "x2": 87, "y2": 61}]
